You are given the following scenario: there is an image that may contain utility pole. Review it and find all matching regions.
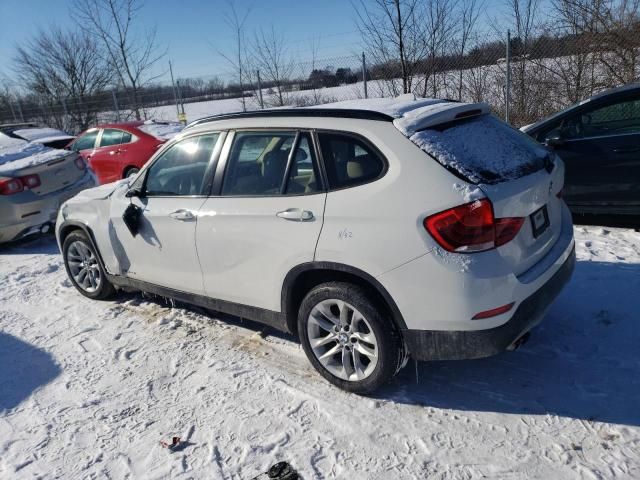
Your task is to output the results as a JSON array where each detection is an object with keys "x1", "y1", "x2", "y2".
[
  {"x1": 256, "y1": 70, "x2": 264, "y2": 109},
  {"x1": 169, "y1": 60, "x2": 181, "y2": 121},
  {"x1": 505, "y1": 30, "x2": 511, "y2": 124},
  {"x1": 176, "y1": 79, "x2": 186, "y2": 124},
  {"x1": 362, "y1": 52, "x2": 368, "y2": 99},
  {"x1": 111, "y1": 90, "x2": 121, "y2": 122}
]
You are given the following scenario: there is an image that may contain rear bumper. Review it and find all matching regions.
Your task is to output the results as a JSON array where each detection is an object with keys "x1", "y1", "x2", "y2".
[
  {"x1": 0, "y1": 170, "x2": 95, "y2": 243},
  {"x1": 403, "y1": 245, "x2": 575, "y2": 361}
]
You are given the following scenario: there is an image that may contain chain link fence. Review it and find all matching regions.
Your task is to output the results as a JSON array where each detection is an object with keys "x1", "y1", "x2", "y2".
[{"x1": 1, "y1": 27, "x2": 639, "y2": 134}]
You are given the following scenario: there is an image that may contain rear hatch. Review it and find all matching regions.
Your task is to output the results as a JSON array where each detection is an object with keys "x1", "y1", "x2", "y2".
[{"x1": 404, "y1": 108, "x2": 564, "y2": 276}]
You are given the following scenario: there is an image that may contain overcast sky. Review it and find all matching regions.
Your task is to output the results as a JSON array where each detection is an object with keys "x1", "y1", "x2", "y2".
[{"x1": 0, "y1": 0, "x2": 509, "y2": 87}]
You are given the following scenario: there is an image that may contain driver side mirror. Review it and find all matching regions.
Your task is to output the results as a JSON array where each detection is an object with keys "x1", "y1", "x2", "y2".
[{"x1": 545, "y1": 129, "x2": 565, "y2": 148}]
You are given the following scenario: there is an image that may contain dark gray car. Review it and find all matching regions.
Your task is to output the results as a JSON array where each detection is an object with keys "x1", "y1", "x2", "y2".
[{"x1": 522, "y1": 84, "x2": 640, "y2": 218}]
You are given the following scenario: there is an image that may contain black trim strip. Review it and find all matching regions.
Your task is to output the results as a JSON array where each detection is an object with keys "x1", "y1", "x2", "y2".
[
  {"x1": 106, "y1": 274, "x2": 289, "y2": 332},
  {"x1": 186, "y1": 109, "x2": 395, "y2": 129}
]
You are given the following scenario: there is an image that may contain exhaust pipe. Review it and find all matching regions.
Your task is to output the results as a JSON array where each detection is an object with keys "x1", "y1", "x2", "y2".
[{"x1": 507, "y1": 332, "x2": 531, "y2": 351}]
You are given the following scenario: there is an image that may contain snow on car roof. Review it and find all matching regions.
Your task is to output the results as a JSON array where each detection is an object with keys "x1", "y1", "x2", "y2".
[
  {"x1": 13, "y1": 127, "x2": 74, "y2": 144},
  {"x1": 138, "y1": 120, "x2": 184, "y2": 140},
  {"x1": 316, "y1": 95, "x2": 491, "y2": 135},
  {"x1": 0, "y1": 132, "x2": 72, "y2": 174}
]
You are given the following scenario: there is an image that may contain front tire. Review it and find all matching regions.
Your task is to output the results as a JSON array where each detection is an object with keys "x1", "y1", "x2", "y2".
[
  {"x1": 298, "y1": 282, "x2": 403, "y2": 394},
  {"x1": 62, "y1": 230, "x2": 116, "y2": 300},
  {"x1": 124, "y1": 167, "x2": 139, "y2": 179}
]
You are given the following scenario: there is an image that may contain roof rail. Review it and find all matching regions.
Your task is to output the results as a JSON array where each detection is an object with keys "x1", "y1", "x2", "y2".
[{"x1": 185, "y1": 108, "x2": 395, "y2": 129}]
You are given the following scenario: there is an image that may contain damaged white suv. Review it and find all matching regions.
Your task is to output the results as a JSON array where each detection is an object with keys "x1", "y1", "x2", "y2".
[{"x1": 56, "y1": 97, "x2": 575, "y2": 393}]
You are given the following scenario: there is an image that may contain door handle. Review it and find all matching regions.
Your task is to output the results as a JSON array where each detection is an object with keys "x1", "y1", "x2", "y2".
[
  {"x1": 613, "y1": 146, "x2": 640, "y2": 154},
  {"x1": 169, "y1": 209, "x2": 196, "y2": 221},
  {"x1": 276, "y1": 208, "x2": 314, "y2": 222},
  {"x1": 109, "y1": 149, "x2": 122, "y2": 156}
]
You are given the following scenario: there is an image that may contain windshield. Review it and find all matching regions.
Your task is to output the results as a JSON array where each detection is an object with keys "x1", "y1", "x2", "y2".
[{"x1": 409, "y1": 115, "x2": 549, "y2": 184}]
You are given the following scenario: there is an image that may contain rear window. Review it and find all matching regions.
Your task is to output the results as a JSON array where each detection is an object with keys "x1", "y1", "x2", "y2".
[{"x1": 409, "y1": 115, "x2": 549, "y2": 184}]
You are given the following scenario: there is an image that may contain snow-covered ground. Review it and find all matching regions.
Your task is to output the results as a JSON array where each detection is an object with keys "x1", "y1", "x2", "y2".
[{"x1": 1, "y1": 225, "x2": 639, "y2": 479}]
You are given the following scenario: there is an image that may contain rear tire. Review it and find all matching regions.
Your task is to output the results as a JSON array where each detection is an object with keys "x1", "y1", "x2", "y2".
[
  {"x1": 298, "y1": 282, "x2": 403, "y2": 394},
  {"x1": 62, "y1": 230, "x2": 116, "y2": 300}
]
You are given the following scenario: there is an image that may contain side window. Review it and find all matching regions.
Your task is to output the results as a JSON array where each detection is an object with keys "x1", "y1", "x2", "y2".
[
  {"x1": 222, "y1": 131, "x2": 296, "y2": 196},
  {"x1": 144, "y1": 133, "x2": 219, "y2": 196},
  {"x1": 561, "y1": 97, "x2": 640, "y2": 139},
  {"x1": 318, "y1": 133, "x2": 385, "y2": 189},
  {"x1": 72, "y1": 130, "x2": 99, "y2": 151},
  {"x1": 99, "y1": 129, "x2": 132, "y2": 147}
]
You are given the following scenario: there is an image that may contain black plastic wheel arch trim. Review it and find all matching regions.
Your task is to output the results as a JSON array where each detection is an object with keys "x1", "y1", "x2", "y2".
[{"x1": 281, "y1": 261, "x2": 409, "y2": 331}]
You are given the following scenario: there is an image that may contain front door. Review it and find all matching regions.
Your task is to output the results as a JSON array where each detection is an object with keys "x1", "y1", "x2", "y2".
[
  {"x1": 196, "y1": 130, "x2": 326, "y2": 312},
  {"x1": 109, "y1": 133, "x2": 221, "y2": 294}
]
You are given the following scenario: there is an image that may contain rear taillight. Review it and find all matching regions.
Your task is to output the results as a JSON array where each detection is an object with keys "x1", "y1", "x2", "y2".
[
  {"x1": 424, "y1": 198, "x2": 524, "y2": 253},
  {"x1": 75, "y1": 157, "x2": 86, "y2": 170},
  {"x1": 472, "y1": 302, "x2": 515, "y2": 320},
  {"x1": 0, "y1": 177, "x2": 24, "y2": 195},
  {"x1": 20, "y1": 174, "x2": 41, "y2": 189}
]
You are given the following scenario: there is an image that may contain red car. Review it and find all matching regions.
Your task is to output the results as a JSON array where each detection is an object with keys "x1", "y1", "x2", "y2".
[{"x1": 69, "y1": 121, "x2": 182, "y2": 184}]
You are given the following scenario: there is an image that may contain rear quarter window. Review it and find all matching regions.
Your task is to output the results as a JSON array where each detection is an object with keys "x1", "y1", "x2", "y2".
[
  {"x1": 318, "y1": 132, "x2": 385, "y2": 189},
  {"x1": 409, "y1": 115, "x2": 549, "y2": 184}
]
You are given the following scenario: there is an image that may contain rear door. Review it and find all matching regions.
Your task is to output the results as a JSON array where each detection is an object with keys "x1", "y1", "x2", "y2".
[
  {"x1": 90, "y1": 128, "x2": 134, "y2": 184},
  {"x1": 196, "y1": 130, "x2": 326, "y2": 312},
  {"x1": 71, "y1": 129, "x2": 99, "y2": 164},
  {"x1": 540, "y1": 93, "x2": 640, "y2": 212}
]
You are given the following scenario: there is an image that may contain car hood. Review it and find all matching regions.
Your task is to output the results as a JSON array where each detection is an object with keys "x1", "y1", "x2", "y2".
[{"x1": 67, "y1": 178, "x2": 129, "y2": 203}]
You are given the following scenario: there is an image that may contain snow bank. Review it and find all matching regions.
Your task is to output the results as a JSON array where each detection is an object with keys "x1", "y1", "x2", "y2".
[
  {"x1": 0, "y1": 133, "x2": 71, "y2": 173},
  {"x1": 138, "y1": 121, "x2": 184, "y2": 141},
  {"x1": 410, "y1": 115, "x2": 549, "y2": 184}
]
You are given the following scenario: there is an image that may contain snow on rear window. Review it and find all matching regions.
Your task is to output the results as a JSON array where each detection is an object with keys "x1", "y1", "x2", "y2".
[{"x1": 409, "y1": 115, "x2": 549, "y2": 184}]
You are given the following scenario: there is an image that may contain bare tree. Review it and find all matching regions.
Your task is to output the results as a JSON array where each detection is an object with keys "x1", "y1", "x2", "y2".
[
  {"x1": 421, "y1": 0, "x2": 459, "y2": 97},
  {"x1": 454, "y1": 0, "x2": 485, "y2": 100},
  {"x1": 250, "y1": 27, "x2": 295, "y2": 107},
  {"x1": 74, "y1": 0, "x2": 164, "y2": 120},
  {"x1": 13, "y1": 28, "x2": 112, "y2": 130},
  {"x1": 217, "y1": 1, "x2": 252, "y2": 111},
  {"x1": 503, "y1": 0, "x2": 549, "y2": 125},
  {"x1": 590, "y1": 0, "x2": 640, "y2": 84},
  {"x1": 354, "y1": 0, "x2": 425, "y2": 95}
]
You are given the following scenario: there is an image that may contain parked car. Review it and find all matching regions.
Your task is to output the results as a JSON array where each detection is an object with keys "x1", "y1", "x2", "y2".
[
  {"x1": 0, "y1": 123, "x2": 76, "y2": 149},
  {"x1": 56, "y1": 98, "x2": 575, "y2": 393},
  {"x1": 69, "y1": 121, "x2": 183, "y2": 185},
  {"x1": 522, "y1": 83, "x2": 640, "y2": 217},
  {"x1": 0, "y1": 132, "x2": 95, "y2": 243}
]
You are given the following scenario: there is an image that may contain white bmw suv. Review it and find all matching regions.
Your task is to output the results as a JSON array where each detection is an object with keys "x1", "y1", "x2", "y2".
[{"x1": 56, "y1": 97, "x2": 575, "y2": 393}]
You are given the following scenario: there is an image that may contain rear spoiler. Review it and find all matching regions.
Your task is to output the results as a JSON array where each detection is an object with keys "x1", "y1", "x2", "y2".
[{"x1": 393, "y1": 102, "x2": 491, "y2": 136}]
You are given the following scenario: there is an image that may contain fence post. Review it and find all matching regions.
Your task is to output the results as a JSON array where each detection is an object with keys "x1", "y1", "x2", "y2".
[
  {"x1": 112, "y1": 89, "x2": 121, "y2": 122},
  {"x1": 16, "y1": 99, "x2": 24, "y2": 122},
  {"x1": 256, "y1": 70, "x2": 264, "y2": 109},
  {"x1": 61, "y1": 97, "x2": 69, "y2": 132},
  {"x1": 505, "y1": 29, "x2": 511, "y2": 124},
  {"x1": 362, "y1": 52, "x2": 368, "y2": 99},
  {"x1": 169, "y1": 60, "x2": 181, "y2": 121}
]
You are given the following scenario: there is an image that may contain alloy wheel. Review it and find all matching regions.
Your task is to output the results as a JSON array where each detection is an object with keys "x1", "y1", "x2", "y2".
[
  {"x1": 67, "y1": 240, "x2": 102, "y2": 293},
  {"x1": 307, "y1": 299, "x2": 379, "y2": 381}
]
